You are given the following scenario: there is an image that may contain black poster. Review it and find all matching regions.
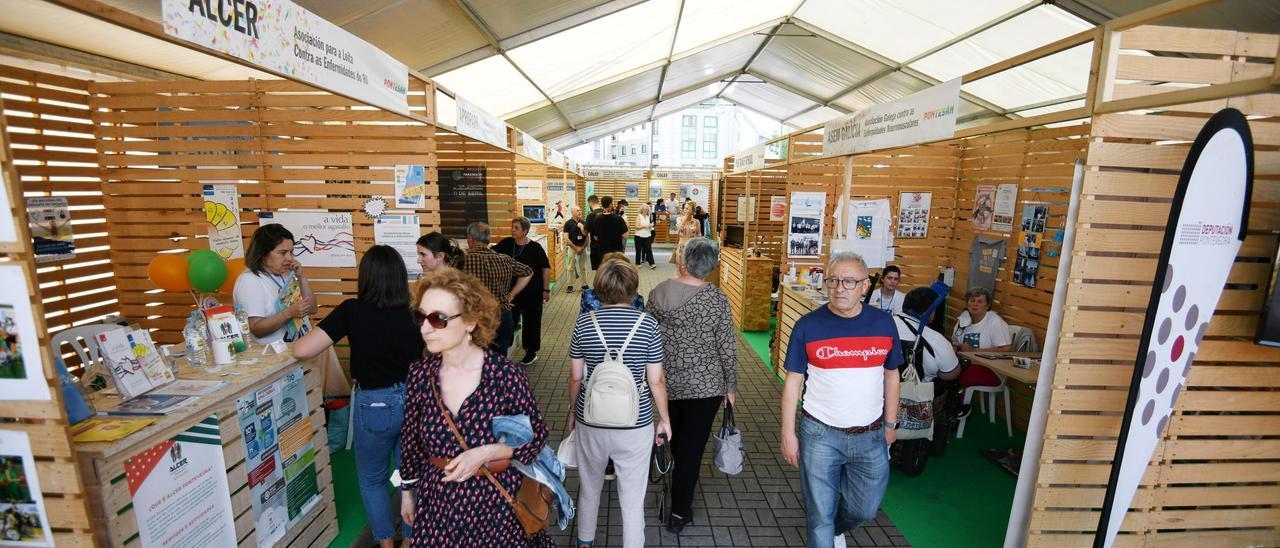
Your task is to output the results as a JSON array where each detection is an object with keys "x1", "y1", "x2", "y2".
[{"x1": 438, "y1": 166, "x2": 488, "y2": 239}]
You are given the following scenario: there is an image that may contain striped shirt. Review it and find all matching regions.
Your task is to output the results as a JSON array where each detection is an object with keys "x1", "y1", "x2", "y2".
[{"x1": 569, "y1": 307, "x2": 664, "y2": 428}]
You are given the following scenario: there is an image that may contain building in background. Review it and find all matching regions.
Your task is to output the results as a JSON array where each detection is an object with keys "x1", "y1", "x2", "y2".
[{"x1": 567, "y1": 99, "x2": 784, "y2": 168}]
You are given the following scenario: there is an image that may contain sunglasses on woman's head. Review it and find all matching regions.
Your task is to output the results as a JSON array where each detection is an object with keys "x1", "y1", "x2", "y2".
[{"x1": 414, "y1": 310, "x2": 462, "y2": 329}]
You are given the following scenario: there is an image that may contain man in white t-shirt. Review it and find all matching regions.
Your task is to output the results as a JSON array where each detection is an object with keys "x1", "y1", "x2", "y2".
[
  {"x1": 869, "y1": 265, "x2": 905, "y2": 316},
  {"x1": 895, "y1": 288, "x2": 960, "y2": 382}
]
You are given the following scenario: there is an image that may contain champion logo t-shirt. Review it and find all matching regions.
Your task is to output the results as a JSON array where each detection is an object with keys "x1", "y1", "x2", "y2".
[{"x1": 785, "y1": 305, "x2": 903, "y2": 428}]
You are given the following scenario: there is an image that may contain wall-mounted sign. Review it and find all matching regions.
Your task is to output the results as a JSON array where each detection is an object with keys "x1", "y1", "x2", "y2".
[
  {"x1": 733, "y1": 143, "x2": 766, "y2": 171},
  {"x1": 162, "y1": 0, "x2": 409, "y2": 115},
  {"x1": 439, "y1": 167, "x2": 489, "y2": 240},
  {"x1": 455, "y1": 96, "x2": 508, "y2": 149},
  {"x1": 823, "y1": 78, "x2": 960, "y2": 157}
]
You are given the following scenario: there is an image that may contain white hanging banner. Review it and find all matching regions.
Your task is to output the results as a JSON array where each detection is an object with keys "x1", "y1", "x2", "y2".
[
  {"x1": 455, "y1": 95, "x2": 508, "y2": 149},
  {"x1": 1097, "y1": 109, "x2": 1253, "y2": 547},
  {"x1": 734, "y1": 143, "x2": 766, "y2": 171},
  {"x1": 162, "y1": 0, "x2": 409, "y2": 115},
  {"x1": 519, "y1": 131, "x2": 545, "y2": 162},
  {"x1": 547, "y1": 149, "x2": 566, "y2": 169},
  {"x1": 824, "y1": 78, "x2": 960, "y2": 157}
]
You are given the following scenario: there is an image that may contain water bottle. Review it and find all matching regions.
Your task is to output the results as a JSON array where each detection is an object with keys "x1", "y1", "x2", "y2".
[
  {"x1": 184, "y1": 313, "x2": 209, "y2": 368},
  {"x1": 234, "y1": 304, "x2": 255, "y2": 346}
]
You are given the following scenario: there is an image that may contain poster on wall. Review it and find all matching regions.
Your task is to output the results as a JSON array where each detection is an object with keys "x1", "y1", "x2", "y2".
[
  {"x1": 649, "y1": 182, "x2": 663, "y2": 202},
  {"x1": 439, "y1": 167, "x2": 488, "y2": 240},
  {"x1": 26, "y1": 197, "x2": 74, "y2": 263},
  {"x1": 971, "y1": 185, "x2": 995, "y2": 231},
  {"x1": 0, "y1": 265, "x2": 49, "y2": 402},
  {"x1": 736, "y1": 196, "x2": 756, "y2": 223},
  {"x1": 584, "y1": 181, "x2": 596, "y2": 202},
  {"x1": 203, "y1": 184, "x2": 245, "y2": 260},
  {"x1": 1014, "y1": 205, "x2": 1048, "y2": 288},
  {"x1": 374, "y1": 214, "x2": 422, "y2": 277},
  {"x1": 788, "y1": 192, "x2": 826, "y2": 258},
  {"x1": 395, "y1": 164, "x2": 427, "y2": 209},
  {"x1": 1097, "y1": 109, "x2": 1252, "y2": 548},
  {"x1": 897, "y1": 192, "x2": 932, "y2": 238},
  {"x1": 0, "y1": 169, "x2": 20, "y2": 244},
  {"x1": 259, "y1": 211, "x2": 356, "y2": 268},
  {"x1": 516, "y1": 179, "x2": 543, "y2": 201},
  {"x1": 689, "y1": 184, "x2": 710, "y2": 210},
  {"x1": 770, "y1": 196, "x2": 787, "y2": 222},
  {"x1": 846, "y1": 198, "x2": 892, "y2": 268},
  {"x1": 545, "y1": 180, "x2": 567, "y2": 225},
  {"x1": 625, "y1": 183, "x2": 639, "y2": 200},
  {"x1": 238, "y1": 367, "x2": 321, "y2": 548},
  {"x1": 162, "y1": 0, "x2": 409, "y2": 115},
  {"x1": 992, "y1": 183, "x2": 1018, "y2": 233},
  {"x1": 0, "y1": 430, "x2": 53, "y2": 546},
  {"x1": 126, "y1": 415, "x2": 237, "y2": 547}
]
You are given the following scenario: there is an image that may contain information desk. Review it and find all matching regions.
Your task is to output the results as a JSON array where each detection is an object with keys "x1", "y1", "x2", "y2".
[
  {"x1": 75, "y1": 349, "x2": 337, "y2": 548},
  {"x1": 719, "y1": 248, "x2": 773, "y2": 331},
  {"x1": 957, "y1": 351, "x2": 1042, "y2": 385}
]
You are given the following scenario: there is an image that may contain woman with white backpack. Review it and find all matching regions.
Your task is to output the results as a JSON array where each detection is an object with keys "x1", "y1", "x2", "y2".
[{"x1": 567, "y1": 257, "x2": 672, "y2": 548}]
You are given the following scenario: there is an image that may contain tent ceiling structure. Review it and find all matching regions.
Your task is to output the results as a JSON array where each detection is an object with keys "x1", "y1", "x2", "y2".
[{"x1": 7, "y1": 0, "x2": 1279, "y2": 151}]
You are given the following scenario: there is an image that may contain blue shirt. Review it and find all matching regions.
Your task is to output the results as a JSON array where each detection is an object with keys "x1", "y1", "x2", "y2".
[{"x1": 785, "y1": 305, "x2": 903, "y2": 428}]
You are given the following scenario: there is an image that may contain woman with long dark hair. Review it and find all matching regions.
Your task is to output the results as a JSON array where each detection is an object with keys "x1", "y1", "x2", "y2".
[
  {"x1": 416, "y1": 232, "x2": 465, "y2": 272},
  {"x1": 234, "y1": 223, "x2": 317, "y2": 343},
  {"x1": 294, "y1": 245, "x2": 423, "y2": 547}
]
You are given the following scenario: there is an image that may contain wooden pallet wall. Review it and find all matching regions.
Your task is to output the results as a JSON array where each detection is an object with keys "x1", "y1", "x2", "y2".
[
  {"x1": 782, "y1": 150, "x2": 842, "y2": 275},
  {"x1": 88, "y1": 78, "x2": 439, "y2": 345},
  {"x1": 435, "y1": 132, "x2": 516, "y2": 241},
  {"x1": 0, "y1": 64, "x2": 119, "y2": 371},
  {"x1": 720, "y1": 165, "x2": 788, "y2": 263},
  {"x1": 1029, "y1": 25, "x2": 1280, "y2": 547}
]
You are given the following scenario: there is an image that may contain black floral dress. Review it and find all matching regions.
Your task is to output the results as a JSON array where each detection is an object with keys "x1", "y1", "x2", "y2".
[{"x1": 399, "y1": 349, "x2": 553, "y2": 547}]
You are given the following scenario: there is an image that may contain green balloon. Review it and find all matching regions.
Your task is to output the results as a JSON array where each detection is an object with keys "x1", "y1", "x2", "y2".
[
  {"x1": 187, "y1": 254, "x2": 228, "y2": 292},
  {"x1": 188, "y1": 249, "x2": 220, "y2": 265}
]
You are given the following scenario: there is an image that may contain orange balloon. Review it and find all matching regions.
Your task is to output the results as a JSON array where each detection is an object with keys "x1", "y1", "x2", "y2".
[
  {"x1": 221, "y1": 258, "x2": 246, "y2": 293},
  {"x1": 148, "y1": 254, "x2": 191, "y2": 292}
]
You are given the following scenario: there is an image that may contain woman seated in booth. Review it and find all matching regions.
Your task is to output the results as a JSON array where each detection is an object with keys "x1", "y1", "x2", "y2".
[{"x1": 951, "y1": 286, "x2": 1012, "y2": 387}]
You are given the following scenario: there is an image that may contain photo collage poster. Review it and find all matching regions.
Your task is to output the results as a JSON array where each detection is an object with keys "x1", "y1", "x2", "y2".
[
  {"x1": 0, "y1": 265, "x2": 48, "y2": 402},
  {"x1": 0, "y1": 430, "x2": 53, "y2": 546},
  {"x1": 971, "y1": 185, "x2": 995, "y2": 231},
  {"x1": 1015, "y1": 204, "x2": 1049, "y2": 288},
  {"x1": 992, "y1": 183, "x2": 1019, "y2": 233},
  {"x1": 896, "y1": 191, "x2": 932, "y2": 238},
  {"x1": 788, "y1": 191, "x2": 826, "y2": 258}
]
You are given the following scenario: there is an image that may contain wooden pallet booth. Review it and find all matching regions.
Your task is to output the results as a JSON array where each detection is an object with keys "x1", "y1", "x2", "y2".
[{"x1": 739, "y1": 0, "x2": 1280, "y2": 545}]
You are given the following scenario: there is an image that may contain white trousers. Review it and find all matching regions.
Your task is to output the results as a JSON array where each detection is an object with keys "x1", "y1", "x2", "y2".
[{"x1": 575, "y1": 422, "x2": 654, "y2": 547}]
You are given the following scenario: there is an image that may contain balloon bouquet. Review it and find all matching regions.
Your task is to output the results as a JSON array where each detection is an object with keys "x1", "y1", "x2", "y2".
[{"x1": 146, "y1": 250, "x2": 246, "y2": 296}]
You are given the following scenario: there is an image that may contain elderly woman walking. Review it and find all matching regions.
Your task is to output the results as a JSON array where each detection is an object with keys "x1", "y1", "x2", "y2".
[{"x1": 645, "y1": 238, "x2": 737, "y2": 533}]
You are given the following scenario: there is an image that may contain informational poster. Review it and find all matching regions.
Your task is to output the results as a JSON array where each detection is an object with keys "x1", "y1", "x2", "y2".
[
  {"x1": 237, "y1": 367, "x2": 320, "y2": 548},
  {"x1": 516, "y1": 179, "x2": 543, "y2": 201},
  {"x1": 846, "y1": 198, "x2": 892, "y2": 268},
  {"x1": 736, "y1": 196, "x2": 756, "y2": 223},
  {"x1": 394, "y1": 165, "x2": 427, "y2": 209},
  {"x1": 438, "y1": 167, "x2": 488, "y2": 240},
  {"x1": 0, "y1": 265, "x2": 46, "y2": 402},
  {"x1": 688, "y1": 184, "x2": 709, "y2": 210},
  {"x1": 648, "y1": 182, "x2": 663, "y2": 202},
  {"x1": 161, "y1": 0, "x2": 409, "y2": 115},
  {"x1": 992, "y1": 183, "x2": 1019, "y2": 233},
  {"x1": 788, "y1": 192, "x2": 826, "y2": 258},
  {"x1": 1045, "y1": 229, "x2": 1064, "y2": 258},
  {"x1": 824, "y1": 78, "x2": 961, "y2": 157},
  {"x1": 584, "y1": 181, "x2": 596, "y2": 201},
  {"x1": 625, "y1": 183, "x2": 639, "y2": 200},
  {"x1": 126, "y1": 415, "x2": 237, "y2": 548},
  {"x1": 259, "y1": 211, "x2": 356, "y2": 268},
  {"x1": 770, "y1": 196, "x2": 787, "y2": 222},
  {"x1": 897, "y1": 192, "x2": 932, "y2": 238},
  {"x1": 0, "y1": 169, "x2": 19, "y2": 244},
  {"x1": 545, "y1": 180, "x2": 574, "y2": 225},
  {"x1": 0, "y1": 430, "x2": 53, "y2": 546},
  {"x1": 203, "y1": 184, "x2": 244, "y2": 260},
  {"x1": 1014, "y1": 205, "x2": 1048, "y2": 288},
  {"x1": 374, "y1": 214, "x2": 422, "y2": 276},
  {"x1": 971, "y1": 185, "x2": 995, "y2": 231},
  {"x1": 26, "y1": 197, "x2": 73, "y2": 263},
  {"x1": 455, "y1": 96, "x2": 508, "y2": 149}
]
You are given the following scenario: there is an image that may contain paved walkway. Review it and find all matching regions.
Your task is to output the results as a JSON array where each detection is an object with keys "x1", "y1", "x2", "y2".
[{"x1": 519, "y1": 247, "x2": 909, "y2": 547}]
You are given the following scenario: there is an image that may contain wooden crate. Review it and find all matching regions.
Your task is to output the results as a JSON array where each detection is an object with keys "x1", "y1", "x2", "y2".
[
  {"x1": 719, "y1": 247, "x2": 773, "y2": 331},
  {"x1": 773, "y1": 284, "x2": 824, "y2": 380}
]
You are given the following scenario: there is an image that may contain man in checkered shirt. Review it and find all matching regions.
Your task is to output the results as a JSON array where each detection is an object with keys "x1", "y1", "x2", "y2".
[{"x1": 461, "y1": 222, "x2": 533, "y2": 354}]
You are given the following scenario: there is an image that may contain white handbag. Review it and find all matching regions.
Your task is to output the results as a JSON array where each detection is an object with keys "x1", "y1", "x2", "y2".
[
  {"x1": 557, "y1": 429, "x2": 579, "y2": 469},
  {"x1": 897, "y1": 344, "x2": 935, "y2": 441}
]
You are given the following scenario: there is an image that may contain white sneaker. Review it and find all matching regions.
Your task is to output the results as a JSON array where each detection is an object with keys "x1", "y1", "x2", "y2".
[{"x1": 833, "y1": 533, "x2": 847, "y2": 548}]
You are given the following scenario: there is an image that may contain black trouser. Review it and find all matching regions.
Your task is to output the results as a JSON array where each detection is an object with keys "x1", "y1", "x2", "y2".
[
  {"x1": 634, "y1": 234, "x2": 655, "y2": 266},
  {"x1": 668, "y1": 395, "x2": 724, "y2": 519},
  {"x1": 491, "y1": 308, "x2": 515, "y2": 355},
  {"x1": 589, "y1": 245, "x2": 603, "y2": 271},
  {"x1": 512, "y1": 301, "x2": 543, "y2": 353}
]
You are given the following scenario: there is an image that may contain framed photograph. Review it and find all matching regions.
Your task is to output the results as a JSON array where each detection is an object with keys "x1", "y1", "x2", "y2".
[
  {"x1": 0, "y1": 430, "x2": 54, "y2": 546},
  {"x1": 0, "y1": 265, "x2": 47, "y2": 401}
]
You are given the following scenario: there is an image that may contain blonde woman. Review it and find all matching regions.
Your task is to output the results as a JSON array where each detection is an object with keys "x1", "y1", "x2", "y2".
[
  {"x1": 671, "y1": 203, "x2": 701, "y2": 266},
  {"x1": 634, "y1": 204, "x2": 655, "y2": 268}
]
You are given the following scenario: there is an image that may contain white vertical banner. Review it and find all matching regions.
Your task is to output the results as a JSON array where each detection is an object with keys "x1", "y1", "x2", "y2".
[
  {"x1": 824, "y1": 78, "x2": 960, "y2": 157},
  {"x1": 455, "y1": 96, "x2": 508, "y2": 149},
  {"x1": 374, "y1": 214, "x2": 422, "y2": 277},
  {"x1": 547, "y1": 149, "x2": 566, "y2": 169},
  {"x1": 1096, "y1": 109, "x2": 1253, "y2": 547},
  {"x1": 519, "y1": 131, "x2": 545, "y2": 162}
]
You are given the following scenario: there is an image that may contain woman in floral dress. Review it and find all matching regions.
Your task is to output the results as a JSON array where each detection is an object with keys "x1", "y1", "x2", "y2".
[
  {"x1": 671, "y1": 202, "x2": 702, "y2": 266},
  {"x1": 398, "y1": 269, "x2": 553, "y2": 546}
]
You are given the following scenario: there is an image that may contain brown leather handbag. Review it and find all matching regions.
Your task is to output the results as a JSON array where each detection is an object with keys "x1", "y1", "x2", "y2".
[{"x1": 434, "y1": 382, "x2": 552, "y2": 537}]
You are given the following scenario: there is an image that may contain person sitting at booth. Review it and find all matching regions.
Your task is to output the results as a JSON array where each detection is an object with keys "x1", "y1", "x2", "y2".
[
  {"x1": 952, "y1": 286, "x2": 1012, "y2": 388},
  {"x1": 234, "y1": 223, "x2": 317, "y2": 344},
  {"x1": 869, "y1": 265, "x2": 905, "y2": 315},
  {"x1": 895, "y1": 287, "x2": 960, "y2": 382}
]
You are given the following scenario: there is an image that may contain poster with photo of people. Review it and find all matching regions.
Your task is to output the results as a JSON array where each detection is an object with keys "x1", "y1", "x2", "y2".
[
  {"x1": 788, "y1": 191, "x2": 826, "y2": 258},
  {"x1": 897, "y1": 191, "x2": 931, "y2": 238},
  {"x1": 0, "y1": 265, "x2": 47, "y2": 402},
  {"x1": 971, "y1": 185, "x2": 995, "y2": 231},
  {"x1": 1014, "y1": 205, "x2": 1049, "y2": 288},
  {"x1": 0, "y1": 431, "x2": 52, "y2": 547}
]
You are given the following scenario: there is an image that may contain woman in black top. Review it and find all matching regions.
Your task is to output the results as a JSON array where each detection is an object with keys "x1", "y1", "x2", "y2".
[
  {"x1": 492, "y1": 216, "x2": 550, "y2": 366},
  {"x1": 294, "y1": 245, "x2": 423, "y2": 547}
]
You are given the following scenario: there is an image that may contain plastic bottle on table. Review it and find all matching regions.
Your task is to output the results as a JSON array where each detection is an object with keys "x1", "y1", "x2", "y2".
[
  {"x1": 234, "y1": 304, "x2": 255, "y2": 346},
  {"x1": 184, "y1": 312, "x2": 209, "y2": 368}
]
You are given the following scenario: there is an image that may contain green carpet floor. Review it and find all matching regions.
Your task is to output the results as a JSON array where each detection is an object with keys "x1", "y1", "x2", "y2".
[{"x1": 329, "y1": 449, "x2": 365, "y2": 548}]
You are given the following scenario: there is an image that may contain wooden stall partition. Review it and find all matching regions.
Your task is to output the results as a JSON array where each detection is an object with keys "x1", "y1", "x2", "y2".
[
  {"x1": 1029, "y1": 23, "x2": 1280, "y2": 547},
  {"x1": 0, "y1": 95, "x2": 96, "y2": 547},
  {"x1": 436, "y1": 131, "x2": 517, "y2": 241},
  {"x1": 781, "y1": 143, "x2": 844, "y2": 277},
  {"x1": 543, "y1": 165, "x2": 569, "y2": 284},
  {"x1": 0, "y1": 64, "x2": 120, "y2": 373}
]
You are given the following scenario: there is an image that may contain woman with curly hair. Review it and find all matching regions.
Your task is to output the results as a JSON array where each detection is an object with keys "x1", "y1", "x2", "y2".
[{"x1": 397, "y1": 269, "x2": 552, "y2": 546}]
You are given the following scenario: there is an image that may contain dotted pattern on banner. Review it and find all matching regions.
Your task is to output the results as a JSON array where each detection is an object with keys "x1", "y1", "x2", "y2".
[
  {"x1": 1141, "y1": 263, "x2": 1208, "y2": 435},
  {"x1": 126, "y1": 440, "x2": 176, "y2": 497}
]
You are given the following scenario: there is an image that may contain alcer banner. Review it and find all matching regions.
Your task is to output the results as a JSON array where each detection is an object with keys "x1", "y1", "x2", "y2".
[
  {"x1": 823, "y1": 78, "x2": 960, "y2": 157},
  {"x1": 163, "y1": 0, "x2": 410, "y2": 115}
]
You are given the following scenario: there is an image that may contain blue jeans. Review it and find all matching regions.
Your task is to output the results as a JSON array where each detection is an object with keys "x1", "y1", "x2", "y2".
[
  {"x1": 798, "y1": 414, "x2": 889, "y2": 547},
  {"x1": 354, "y1": 384, "x2": 410, "y2": 541}
]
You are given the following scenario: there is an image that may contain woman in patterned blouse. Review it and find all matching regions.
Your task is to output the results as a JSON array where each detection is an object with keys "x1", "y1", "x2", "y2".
[
  {"x1": 646, "y1": 237, "x2": 738, "y2": 534},
  {"x1": 398, "y1": 269, "x2": 553, "y2": 546}
]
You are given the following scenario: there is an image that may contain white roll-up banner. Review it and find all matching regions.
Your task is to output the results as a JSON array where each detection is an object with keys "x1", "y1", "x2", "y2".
[{"x1": 1095, "y1": 108, "x2": 1253, "y2": 547}]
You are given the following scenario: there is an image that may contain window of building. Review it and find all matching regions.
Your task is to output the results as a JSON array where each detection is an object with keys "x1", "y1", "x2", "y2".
[
  {"x1": 704, "y1": 117, "x2": 718, "y2": 128},
  {"x1": 630, "y1": 144, "x2": 637, "y2": 155},
  {"x1": 641, "y1": 144, "x2": 647, "y2": 154}
]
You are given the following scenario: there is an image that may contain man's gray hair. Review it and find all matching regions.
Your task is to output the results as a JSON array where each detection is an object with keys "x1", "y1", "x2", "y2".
[
  {"x1": 467, "y1": 222, "x2": 491, "y2": 243},
  {"x1": 965, "y1": 286, "x2": 994, "y2": 307},
  {"x1": 827, "y1": 251, "x2": 867, "y2": 273},
  {"x1": 683, "y1": 238, "x2": 720, "y2": 279},
  {"x1": 512, "y1": 216, "x2": 531, "y2": 233}
]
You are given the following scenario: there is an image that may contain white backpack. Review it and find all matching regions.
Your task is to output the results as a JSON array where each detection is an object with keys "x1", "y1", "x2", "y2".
[{"x1": 582, "y1": 311, "x2": 644, "y2": 427}]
